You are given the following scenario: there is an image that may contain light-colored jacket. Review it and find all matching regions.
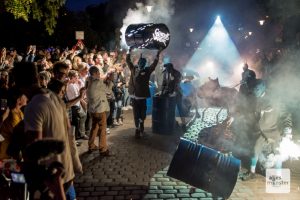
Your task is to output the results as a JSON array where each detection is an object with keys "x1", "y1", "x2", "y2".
[
  {"x1": 68, "y1": 127, "x2": 83, "y2": 174},
  {"x1": 86, "y1": 77, "x2": 109, "y2": 113}
]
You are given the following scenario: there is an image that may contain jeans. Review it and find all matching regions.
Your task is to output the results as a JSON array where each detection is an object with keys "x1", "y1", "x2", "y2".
[
  {"x1": 71, "y1": 105, "x2": 87, "y2": 138},
  {"x1": 66, "y1": 184, "x2": 76, "y2": 200},
  {"x1": 107, "y1": 100, "x2": 115, "y2": 126},
  {"x1": 113, "y1": 100, "x2": 123, "y2": 120},
  {"x1": 123, "y1": 87, "x2": 130, "y2": 107}
]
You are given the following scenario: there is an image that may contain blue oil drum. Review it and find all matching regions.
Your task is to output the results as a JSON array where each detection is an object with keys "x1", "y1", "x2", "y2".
[
  {"x1": 152, "y1": 96, "x2": 176, "y2": 134},
  {"x1": 167, "y1": 138, "x2": 241, "y2": 198},
  {"x1": 146, "y1": 84, "x2": 156, "y2": 115},
  {"x1": 125, "y1": 23, "x2": 170, "y2": 50}
]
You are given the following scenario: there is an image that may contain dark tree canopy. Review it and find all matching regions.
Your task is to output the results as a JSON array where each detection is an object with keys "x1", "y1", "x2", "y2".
[{"x1": 3, "y1": 0, "x2": 66, "y2": 35}]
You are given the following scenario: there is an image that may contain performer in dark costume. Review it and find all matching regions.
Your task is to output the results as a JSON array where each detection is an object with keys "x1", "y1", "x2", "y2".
[
  {"x1": 126, "y1": 47, "x2": 162, "y2": 138},
  {"x1": 242, "y1": 80, "x2": 293, "y2": 180},
  {"x1": 161, "y1": 62, "x2": 187, "y2": 130},
  {"x1": 239, "y1": 63, "x2": 256, "y2": 96}
]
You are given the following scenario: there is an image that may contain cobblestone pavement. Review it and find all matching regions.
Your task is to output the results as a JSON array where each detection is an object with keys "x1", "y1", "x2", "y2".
[{"x1": 75, "y1": 110, "x2": 300, "y2": 200}]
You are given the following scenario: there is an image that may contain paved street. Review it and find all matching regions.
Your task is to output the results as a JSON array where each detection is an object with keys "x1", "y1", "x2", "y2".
[{"x1": 75, "y1": 110, "x2": 300, "y2": 200}]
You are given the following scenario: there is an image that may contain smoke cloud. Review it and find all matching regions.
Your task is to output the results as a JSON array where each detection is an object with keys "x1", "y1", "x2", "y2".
[
  {"x1": 267, "y1": 51, "x2": 300, "y2": 105},
  {"x1": 266, "y1": 0, "x2": 300, "y2": 20},
  {"x1": 266, "y1": 49, "x2": 300, "y2": 134}
]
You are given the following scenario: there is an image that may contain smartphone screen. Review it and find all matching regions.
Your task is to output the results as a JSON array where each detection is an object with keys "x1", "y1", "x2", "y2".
[
  {"x1": 0, "y1": 99, "x2": 7, "y2": 111},
  {"x1": 11, "y1": 172, "x2": 26, "y2": 183}
]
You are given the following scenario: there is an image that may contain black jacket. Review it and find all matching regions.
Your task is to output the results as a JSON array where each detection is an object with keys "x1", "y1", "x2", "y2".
[
  {"x1": 161, "y1": 68, "x2": 182, "y2": 96},
  {"x1": 126, "y1": 53, "x2": 159, "y2": 98}
]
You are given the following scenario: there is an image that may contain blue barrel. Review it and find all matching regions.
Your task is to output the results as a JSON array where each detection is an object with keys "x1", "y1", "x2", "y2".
[
  {"x1": 152, "y1": 96, "x2": 176, "y2": 134},
  {"x1": 167, "y1": 138, "x2": 241, "y2": 198},
  {"x1": 146, "y1": 84, "x2": 156, "y2": 115}
]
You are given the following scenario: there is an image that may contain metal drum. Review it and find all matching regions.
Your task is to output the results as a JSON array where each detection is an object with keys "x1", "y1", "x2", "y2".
[
  {"x1": 167, "y1": 138, "x2": 241, "y2": 198},
  {"x1": 125, "y1": 23, "x2": 170, "y2": 50},
  {"x1": 152, "y1": 96, "x2": 176, "y2": 134}
]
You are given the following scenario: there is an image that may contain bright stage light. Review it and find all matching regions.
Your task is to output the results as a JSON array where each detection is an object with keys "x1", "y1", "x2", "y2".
[
  {"x1": 206, "y1": 61, "x2": 214, "y2": 68},
  {"x1": 196, "y1": 60, "x2": 217, "y2": 78},
  {"x1": 212, "y1": 27, "x2": 226, "y2": 39},
  {"x1": 146, "y1": 5, "x2": 152, "y2": 13},
  {"x1": 189, "y1": 28, "x2": 194, "y2": 33},
  {"x1": 185, "y1": 15, "x2": 242, "y2": 85},
  {"x1": 259, "y1": 20, "x2": 265, "y2": 26},
  {"x1": 216, "y1": 15, "x2": 221, "y2": 25}
]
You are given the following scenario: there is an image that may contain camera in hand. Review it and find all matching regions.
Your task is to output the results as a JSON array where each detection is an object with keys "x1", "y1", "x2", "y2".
[
  {"x1": 11, "y1": 172, "x2": 26, "y2": 184},
  {"x1": 1, "y1": 139, "x2": 65, "y2": 199},
  {"x1": 22, "y1": 139, "x2": 65, "y2": 197},
  {"x1": 0, "y1": 99, "x2": 7, "y2": 111}
]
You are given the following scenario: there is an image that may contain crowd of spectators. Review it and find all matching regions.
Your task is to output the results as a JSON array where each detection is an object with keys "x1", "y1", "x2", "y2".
[
  {"x1": 0, "y1": 44, "x2": 139, "y2": 140},
  {"x1": 0, "y1": 44, "x2": 159, "y2": 199}
]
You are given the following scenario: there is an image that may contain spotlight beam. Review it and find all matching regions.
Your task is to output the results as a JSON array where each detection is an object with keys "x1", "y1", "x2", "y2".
[{"x1": 185, "y1": 16, "x2": 242, "y2": 85}]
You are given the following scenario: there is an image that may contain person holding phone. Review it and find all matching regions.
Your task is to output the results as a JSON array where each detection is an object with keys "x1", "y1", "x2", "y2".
[
  {"x1": 0, "y1": 99, "x2": 7, "y2": 112},
  {"x1": 1, "y1": 48, "x2": 7, "y2": 67},
  {"x1": 0, "y1": 105, "x2": 9, "y2": 142},
  {"x1": 0, "y1": 88, "x2": 28, "y2": 159},
  {"x1": 0, "y1": 70, "x2": 9, "y2": 112},
  {"x1": 25, "y1": 45, "x2": 36, "y2": 62},
  {"x1": 0, "y1": 106, "x2": 9, "y2": 130}
]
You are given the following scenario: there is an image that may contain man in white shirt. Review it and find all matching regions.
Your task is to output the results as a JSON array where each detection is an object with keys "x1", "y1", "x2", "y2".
[{"x1": 66, "y1": 70, "x2": 88, "y2": 140}]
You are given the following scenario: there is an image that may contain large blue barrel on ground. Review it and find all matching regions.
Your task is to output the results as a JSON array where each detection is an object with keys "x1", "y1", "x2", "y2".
[
  {"x1": 167, "y1": 138, "x2": 241, "y2": 199},
  {"x1": 152, "y1": 96, "x2": 176, "y2": 134}
]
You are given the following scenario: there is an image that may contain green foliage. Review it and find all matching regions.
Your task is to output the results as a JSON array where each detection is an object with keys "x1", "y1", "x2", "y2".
[
  {"x1": 4, "y1": 0, "x2": 33, "y2": 21},
  {"x1": 4, "y1": 0, "x2": 66, "y2": 35}
]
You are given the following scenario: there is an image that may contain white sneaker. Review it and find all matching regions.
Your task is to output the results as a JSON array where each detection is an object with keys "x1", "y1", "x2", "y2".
[
  {"x1": 127, "y1": 105, "x2": 133, "y2": 110},
  {"x1": 106, "y1": 128, "x2": 110, "y2": 134},
  {"x1": 0, "y1": 134, "x2": 5, "y2": 142},
  {"x1": 122, "y1": 107, "x2": 129, "y2": 111},
  {"x1": 113, "y1": 120, "x2": 120, "y2": 126},
  {"x1": 118, "y1": 119, "x2": 123, "y2": 125}
]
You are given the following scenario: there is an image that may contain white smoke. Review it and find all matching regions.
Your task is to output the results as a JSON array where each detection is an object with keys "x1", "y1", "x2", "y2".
[
  {"x1": 278, "y1": 136, "x2": 300, "y2": 161},
  {"x1": 259, "y1": 137, "x2": 300, "y2": 169},
  {"x1": 120, "y1": 0, "x2": 175, "y2": 49}
]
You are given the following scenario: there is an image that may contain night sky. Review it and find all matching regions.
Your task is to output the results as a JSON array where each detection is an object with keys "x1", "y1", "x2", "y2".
[{"x1": 66, "y1": 0, "x2": 108, "y2": 11}]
